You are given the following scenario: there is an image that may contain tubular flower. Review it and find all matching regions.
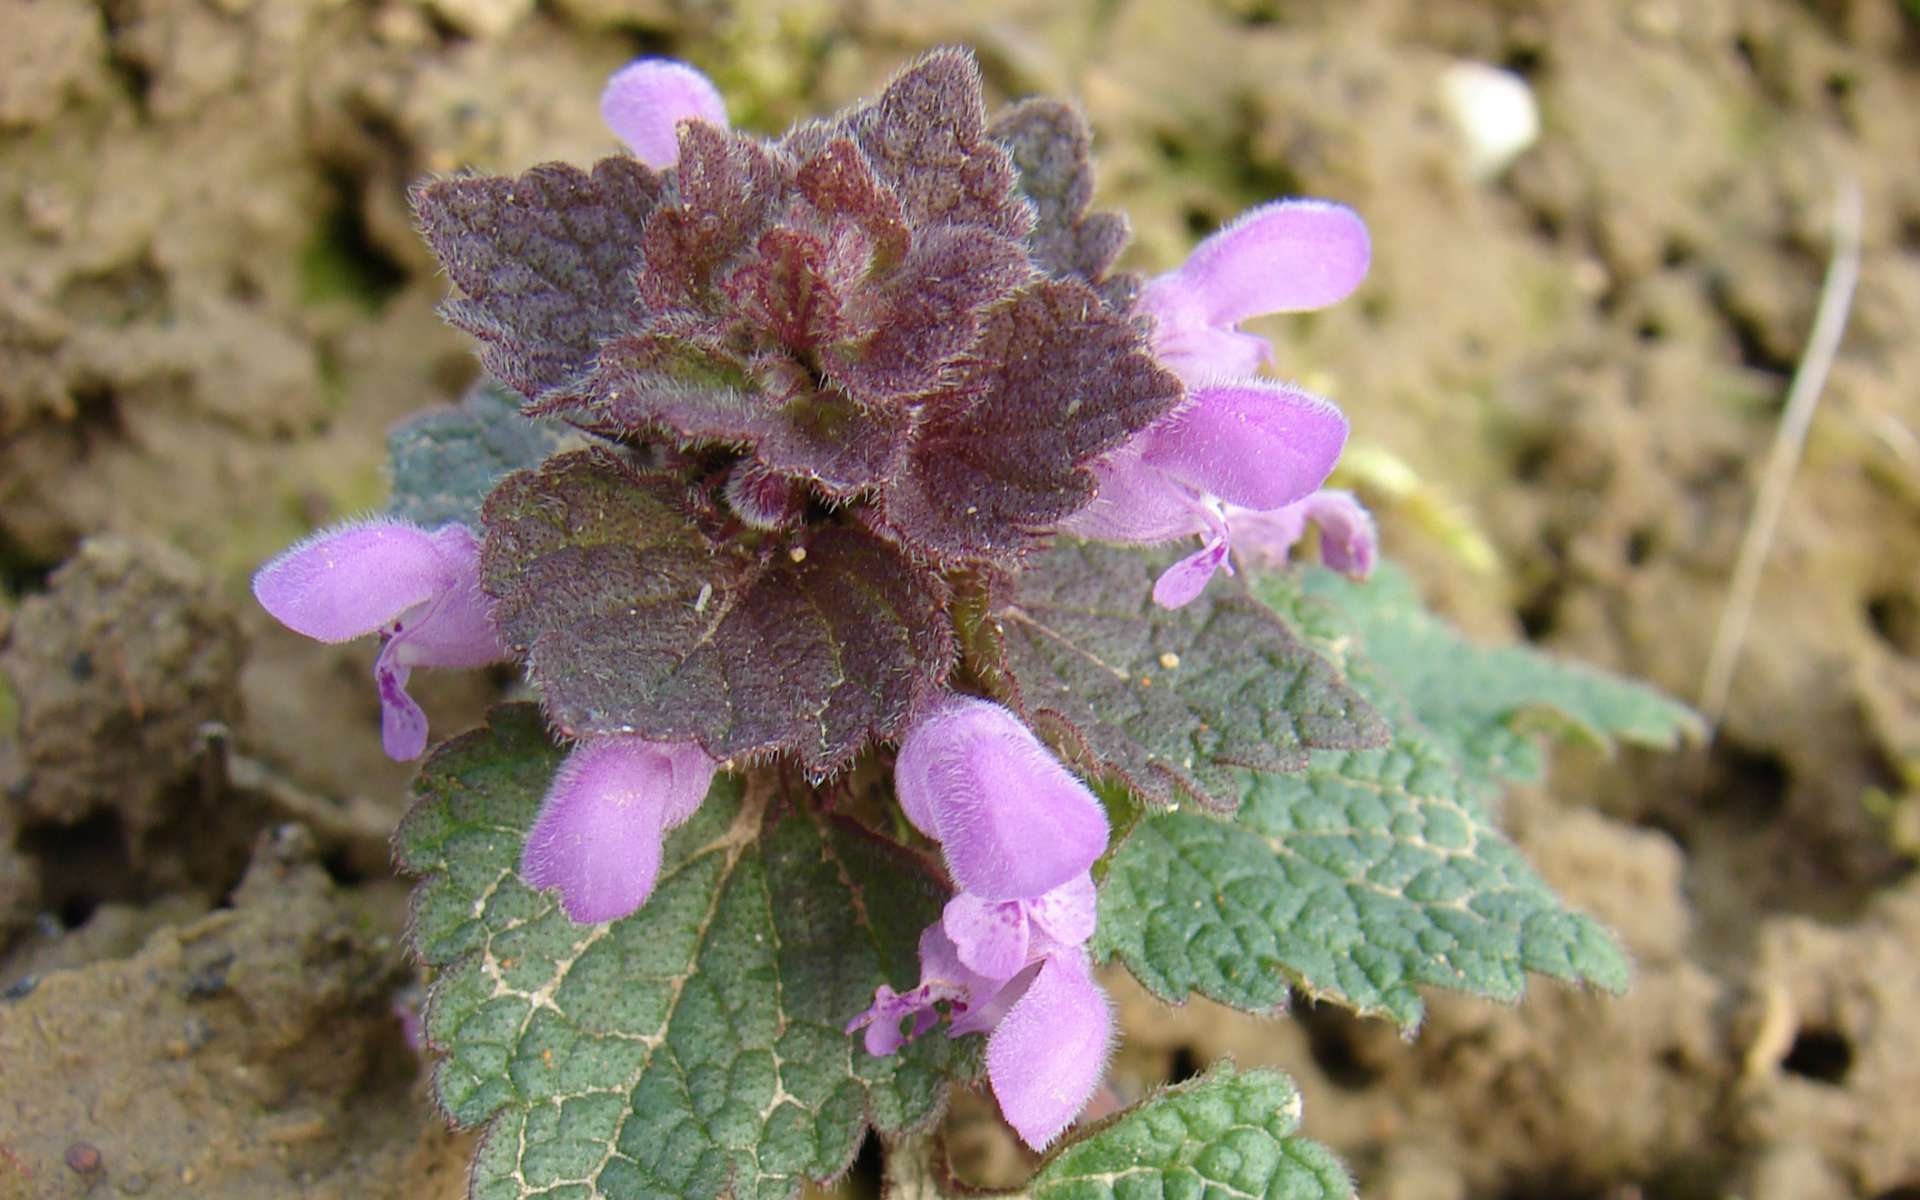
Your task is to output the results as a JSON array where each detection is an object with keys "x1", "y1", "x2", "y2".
[
  {"x1": 893, "y1": 694, "x2": 1109, "y2": 901},
  {"x1": 854, "y1": 695, "x2": 1116, "y2": 1148},
  {"x1": 251, "y1": 518, "x2": 508, "y2": 760},
  {"x1": 600, "y1": 58, "x2": 729, "y2": 169},
  {"x1": 1226, "y1": 489, "x2": 1379, "y2": 579},
  {"x1": 1064, "y1": 200, "x2": 1372, "y2": 608},
  {"x1": 848, "y1": 874, "x2": 1112, "y2": 1150},
  {"x1": 521, "y1": 735, "x2": 720, "y2": 924}
]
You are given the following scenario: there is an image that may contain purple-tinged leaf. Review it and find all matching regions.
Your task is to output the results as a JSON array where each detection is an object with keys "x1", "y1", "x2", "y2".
[
  {"x1": 974, "y1": 538, "x2": 1388, "y2": 810},
  {"x1": 795, "y1": 135, "x2": 911, "y2": 275},
  {"x1": 481, "y1": 450, "x2": 952, "y2": 773},
  {"x1": 721, "y1": 226, "x2": 842, "y2": 352},
  {"x1": 827, "y1": 224, "x2": 1032, "y2": 404},
  {"x1": 549, "y1": 329, "x2": 909, "y2": 494},
  {"x1": 413, "y1": 158, "x2": 664, "y2": 400},
  {"x1": 989, "y1": 98, "x2": 1138, "y2": 307},
  {"x1": 636, "y1": 122, "x2": 792, "y2": 312},
  {"x1": 811, "y1": 47, "x2": 1032, "y2": 240},
  {"x1": 881, "y1": 281, "x2": 1182, "y2": 563}
]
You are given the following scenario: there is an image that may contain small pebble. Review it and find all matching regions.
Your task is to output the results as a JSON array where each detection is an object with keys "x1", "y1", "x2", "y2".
[
  {"x1": 1437, "y1": 61, "x2": 1541, "y2": 181},
  {"x1": 65, "y1": 1140, "x2": 102, "y2": 1173}
]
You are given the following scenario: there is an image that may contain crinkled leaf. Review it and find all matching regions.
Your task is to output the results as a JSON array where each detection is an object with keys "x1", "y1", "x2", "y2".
[
  {"x1": 1280, "y1": 563, "x2": 1704, "y2": 794},
  {"x1": 722, "y1": 227, "x2": 842, "y2": 352},
  {"x1": 883, "y1": 286, "x2": 1182, "y2": 563},
  {"x1": 813, "y1": 47, "x2": 1031, "y2": 241},
  {"x1": 976, "y1": 539, "x2": 1388, "y2": 810},
  {"x1": 794, "y1": 135, "x2": 910, "y2": 272},
  {"x1": 1026, "y1": 1066, "x2": 1351, "y2": 1200},
  {"x1": 1095, "y1": 738, "x2": 1632, "y2": 1027},
  {"x1": 826, "y1": 225, "x2": 1032, "y2": 406},
  {"x1": 638, "y1": 123, "x2": 792, "y2": 312},
  {"x1": 989, "y1": 98, "x2": 1138, "y2": 308},
  {"x1": 386, "y1": 379, "x2": 567, "y2": 529},
  {"x1": 395, "y1": 705, "x2": 975, "y2": 1200},
  {"x1": 482, "y1": 450, "x2": 952, "y2": 773},
  {"x1": 414, "y1": 158, "x2": 664, "y2": 400},
  {"x1": 546, "y1": 326, "x2": 909, "y2": 495},
  {"x1": 1096, "y1": 562, "x2": 1697, "y2": 1027}
]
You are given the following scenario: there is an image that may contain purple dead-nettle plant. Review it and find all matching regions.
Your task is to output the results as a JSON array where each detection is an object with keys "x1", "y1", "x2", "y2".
[
  {"x1": 253, "y1": 44, "x2": 1367, "y2": 1154},
  {"x1": 256, "y1": 45, "x2": 1694, "y2": 1196}
]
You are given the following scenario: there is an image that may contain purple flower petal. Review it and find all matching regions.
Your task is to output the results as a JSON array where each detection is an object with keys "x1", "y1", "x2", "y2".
[
  {"x1": 384, "y1": 526, "x2": 507, "y2": 668},
  {"x1": 252, "y1": 518, "x2": 455, "y2": 644},
  {"x1": 1150, "y1": 199, "x2": 1371, "y2": 327},
  {"x1": 374, "y1": 639, "x2": 430, "y2": 761},
  {"x1": 894, "y1": 697, "x2": 1110, "y2": 902},
  {"x1": 943, "y1": 892, "x2": 1031, "y2": 980},
  {"x1": 1303, "y1": 490, "x2": 1377, "y2": 578},
  {"x1": 1025, "y1": 873, "x2": 1097, "y2": 948},
  {"x1": 847, "y1": 922, "x2": 1000, "y2": 1053},
  {"x1": 521, "y1": 736, "x2": 720, "y2": 924},
  {"x1": 1223, "y1": 489, "x2": 1377, "y2": 578},
  {"x1": 1140, "y1": 379, "x2": 1347, "y2": 513},
  {"x1": 1058, "y1": 443, "x2": 1212, "y2": 545},
  {"x1": 601, "y1": 59, "x2": 728, "y2": 169},
  {"x1": 987, "y1": 951, "x2": 1114, "y2": 1149},
  {"x1": 1152, "y1": 532, "x2": 1231, "y2": 610},
  {"x1": 1220, "y1": 501, "x2": 1311, "y2": 573}
]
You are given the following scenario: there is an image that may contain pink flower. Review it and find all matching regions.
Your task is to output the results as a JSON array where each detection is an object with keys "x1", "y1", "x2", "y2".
[
  {"x1": 855, "y1": 696, "x2": 1116, "y2": 1148},
  {"x1": 1064, "y1": 200, "x2": 1372, "y2": 608},
  {"x1": 893, "y1": 695, "x2": 1109, "y2": 901},
  {"x1": 521, "y1": 735, "x2": 720, "y2": 924},
  {"x1": 601, "y1": 59, "x2": 728, "y2": 169},
  {"x1": 847, "y1": 873, "x2": 1112, "y2": 1150},
  {"x1": 252, "y1": 518, "x2": 507, "y2": 760},
  {"x1": 1227, "y1": 489, "x2": 1378, "y2": 579},
  {"x1": 1138, "y1": 199, "x2": 1371, "y2": 379}
]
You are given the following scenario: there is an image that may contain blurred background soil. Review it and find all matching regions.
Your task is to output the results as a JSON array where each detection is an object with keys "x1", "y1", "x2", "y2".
[{"x1": 2, "y1": 0, "x2": 1917, "y2": 1196}]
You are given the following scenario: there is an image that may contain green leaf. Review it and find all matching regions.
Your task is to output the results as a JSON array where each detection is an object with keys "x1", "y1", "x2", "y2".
[
  {"x1": 978, "y1": 539, "x2": 1389, "y2": 812},
  {"x1": 1097, "y1": 562, "x2": 1698, "y2": 1027},
  {"x1": 1026, "y1": 1066, "x2": 1351, "y2": 1200},
  {"x1": 1282, "y1": 564, "x2": 1703, "y2": 791},
  {"x1": 386, "y1": 380, "x2": 566, "y2": 529},
  {"x1": 395, "y1": 705, "x2": 976, "y2": 1200}
]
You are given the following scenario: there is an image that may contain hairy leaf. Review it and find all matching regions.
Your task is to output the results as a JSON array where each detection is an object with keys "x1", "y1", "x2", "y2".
[
  {"x1": 545, "y1": 326, "x2": 909, "y2": 495},
  {"x1": 395, "y1": 705, "x2": 975, "y2": 1200},
  {"x1": 808, "y1": 47, "x2": 1031, "y2": 241},
  {"x1": 414, "y1": 159, "x2": 664, "y2": 400},
  {"x1": 386, "y1": 380, "x2": 567, "y2": 529},
  {"x1": 1027, "y1": 1066, "x2": 1351, "y2": 1200},
  {"x1": 1278, "y1": 564, "x2": 1704, "y2": 796},
  {"x1": 979, "y1": 539, "x2": 1388, "y2": 810},
  {"x1": 882, "y1": 286, "x2": 1182, "y2": 564},
  {"x1": 482, "y1": 450, "x2": 952, "y2": 773},
  {"x1": 989, "y1": 99, "x2": 1138, "y2": 308},
  {"x1": 794, "y1": 136, "x2": 910, "y2": 273},
  {"x1": 638, "y1": 123, "x2": 792, "y2": 313},
  {"x1": 1096, "y1": 563, "x2": 1698, "y2": 1027},
  {"x1": 722, "y1": 227, "x2": 842, "y2": 352},
  {"x1": 826, "y1": 225, "x2": 1032, "y2": 406}
]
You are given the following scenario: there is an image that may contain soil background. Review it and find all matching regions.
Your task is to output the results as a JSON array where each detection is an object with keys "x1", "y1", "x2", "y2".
[{"x1": 3, "y1": 0, "x2": 1918, "y2": 1196}]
